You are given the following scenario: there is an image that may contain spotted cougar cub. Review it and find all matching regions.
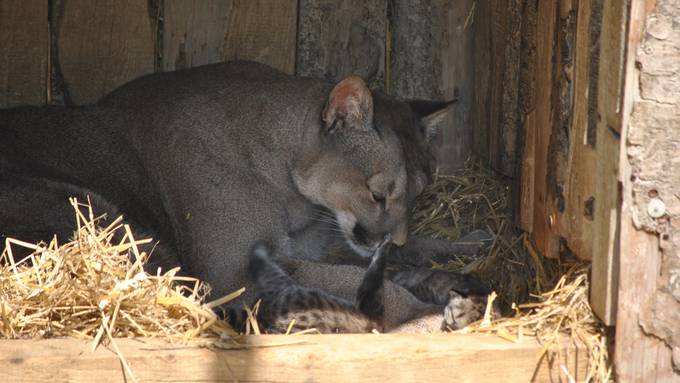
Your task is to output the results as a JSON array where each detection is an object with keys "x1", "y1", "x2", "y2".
[{"x1": 245, "y1": 237, "x2": 391, "y2": 334}]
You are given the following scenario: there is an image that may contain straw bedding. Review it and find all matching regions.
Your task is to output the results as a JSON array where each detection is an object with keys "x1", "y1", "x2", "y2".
[
  {"x1": 410, "y1": 158, "x2": 611, "y2": 382},
  {"x1": 0, "y1": 159, "x2": 611, "y2": 381}
]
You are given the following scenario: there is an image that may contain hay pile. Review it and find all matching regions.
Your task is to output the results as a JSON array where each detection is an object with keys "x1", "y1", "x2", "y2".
[
  {"x1": 410, "y1": 159, "x2": 563, "y2": 311},
  {"x1": 0, "y1": 198, "x2": 241, "y2": 378},
  {"x1": 411, "y1": 158, "x2": 611, "y2": 382},
  {"x1": 464, "y1": 264, "x2": 611, "y2": 382}
]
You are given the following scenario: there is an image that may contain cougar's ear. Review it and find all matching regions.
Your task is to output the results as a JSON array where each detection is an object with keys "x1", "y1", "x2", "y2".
[
  {"x1": 408, "y1": 99, "x2": 457, "y2": 143},
  {"x1": 322, "y1": 76, "x2": 374, "y2": 134}
]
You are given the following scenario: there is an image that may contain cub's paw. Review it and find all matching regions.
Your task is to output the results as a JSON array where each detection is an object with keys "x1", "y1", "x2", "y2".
[{"x1": 441, "y1": 291, "x2": 497, "y2": 331}]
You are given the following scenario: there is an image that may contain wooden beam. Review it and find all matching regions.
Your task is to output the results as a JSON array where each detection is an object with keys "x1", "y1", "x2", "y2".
[
  {"x1": 0, "y1": 0, "x2": 48, "y2": 107},
  {"x1": 0, "y1": 334, "x2": 588, "y2": 382},
  {"x1": 0, "y1": 334, "x2": 587, "y2": 382},
  {"x1": 54, "y1": 0, "x2": 156, "y2": 104}
]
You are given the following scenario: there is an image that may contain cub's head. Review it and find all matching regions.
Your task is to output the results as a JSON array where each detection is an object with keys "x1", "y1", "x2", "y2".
[{"x1": 293, "y1": 76, "x2": 454, "y2": 257}]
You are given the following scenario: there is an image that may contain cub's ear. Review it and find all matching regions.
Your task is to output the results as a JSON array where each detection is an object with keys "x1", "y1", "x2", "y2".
[
  {"x1": 322, "y1": 76, "x2": 374, "y2": 134},
  {"x1": 408, "y1": 99, "x2": 457, "y2": 143}
]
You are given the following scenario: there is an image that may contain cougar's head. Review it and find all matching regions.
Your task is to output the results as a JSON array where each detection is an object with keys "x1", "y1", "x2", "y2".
[{"x1": 293, "y1": 75, "x2": 455, "y2": 257}]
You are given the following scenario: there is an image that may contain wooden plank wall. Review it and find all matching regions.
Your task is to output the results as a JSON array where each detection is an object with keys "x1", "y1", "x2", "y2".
[
  {"x1": 1, "y1": 1, "x2": 298, "y2": 107},
  {"x1": 512, "y1": 0, "x2": 634, "y2": 327},
  {"x1": 53, "y1": 0, "x2": 156, "y2": 105},
  {"x1": 163, "y1": 0, "x2": 297, "y2": 75},
  {"x1": 0, "y1": 0, "x2": 48, "y2": 108},
  {"x1": 296, "y1": 0, "x2": 475, "y2": 173}
]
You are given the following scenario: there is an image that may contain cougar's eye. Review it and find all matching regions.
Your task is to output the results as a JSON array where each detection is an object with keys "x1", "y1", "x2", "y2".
[{"x1": 371, "y1": 192, "x2": 386, "y2": 206}]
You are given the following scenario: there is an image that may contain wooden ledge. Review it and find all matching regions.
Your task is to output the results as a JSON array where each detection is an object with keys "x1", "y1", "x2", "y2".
[{"x1": 1, "y1": 333, "x2": 587, "y2": 382}]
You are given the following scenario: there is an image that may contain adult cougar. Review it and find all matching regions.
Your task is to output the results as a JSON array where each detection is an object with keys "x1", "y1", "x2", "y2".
[{"x1": 0, "y1": 61, "x2": 490, "y2": 329}]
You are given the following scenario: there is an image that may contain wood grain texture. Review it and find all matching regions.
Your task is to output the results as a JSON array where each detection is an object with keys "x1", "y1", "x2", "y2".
[
  {"x1": 619, "y1": 0, "x2": 680, "y2": 377},
  {"x1": 0, "y1": 0, "x2": 48, "y2": 107},
  {"x1": 0, "y1": 334, "x2": 588, "y2": 382},
  {"x1": 54, "y1": 0, "x2": 155, "y2": 105},
  {"x1": 432, "y1": 0, "x2": 475, "y2": 174},
  {"x1": 296, "y1": 0, "x2": 386, "y2": 90},
  {"x1": 558, "y1": 0, "x2": 596, "y2": 262},
  {"x1": 471, "y1": 0, "x2": 525, "y2": 177},
  {"x1": 386, "y1": 0, "x2": 476, "y2": 172},
  {"x1": 162, "y1": 1, "x2": 230, "y2": 71},
  {"x1": 472, "y1": 0, "x2": 491, "y2": 164},
  {"x1": 223, "y1": 0, "x2": 297, "y2": 75},
  {"x1": 529, "y1": 0, "x2": 560, "y2": 259},
  {"x1": 587, "y1": 0, "x2": 630, "y2": 327},
  {"x1": 519, "y1": 111, "x2": 536, "y2": 232}
]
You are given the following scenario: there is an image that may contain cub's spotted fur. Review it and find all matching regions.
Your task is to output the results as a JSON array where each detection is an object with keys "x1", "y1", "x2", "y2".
[{"x1": 245, "y1": 238, "x2": 390, "y2": 334}]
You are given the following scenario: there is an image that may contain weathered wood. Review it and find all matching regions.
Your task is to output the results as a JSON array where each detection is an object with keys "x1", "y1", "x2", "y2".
[
  {"x1": 519, "y1": 111, "x2": 536, "y2": 232},
  {"x1": 514, "y1": 0, "x2": 537, "y2": 228},
  {"x1": 471, "y1": 0, "x2": 525, "y2": 177},
  {"x1": 529, "y1": 0, "x2": 560, "y2": 259},
  {"x1": 587, "y1": 0, "x2": 629, "y2": 326},
  {"x1": 0, "y1": 334, "x2": 588, "y2": 382},
  {"x1": 472, "y1": 0, "x2": 491, "y2": 165},
  {"x1": 390, "y1": 0, "x2": 475, "y2": 173},
  {"x1": 53, "y1": 0, "x2": 155, "y2": 105},
  {"x1": 296, "y1": 0, "x2": 386, "y2": 90},
  {"x1": 0, "y1": 0, "x2": 48, "y2": 107},
  {"x1": 53, "y1": 0, "x2": 156, "y2": 105},
  {"x1": 558, "y1": 0, "x2": 596, "y2": 262},
  {"x1": 162, "y1": 1, "x2": 230, "y2": 71},
  {"x1": 435, "y1": 0, "x2": 475, "y2": 173},
  {"x1": 486, "y1": 0, "x2": 508, "y2": 174},
  {"x1": 616, "y1": 0, "x2": 680, "y2": 377},
  {"x1": 223, "y1": 0, "x2": 298, "y2": 75}
]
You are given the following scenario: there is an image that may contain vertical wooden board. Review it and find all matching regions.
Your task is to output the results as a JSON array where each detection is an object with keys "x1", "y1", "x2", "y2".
[
  {"x1": 589, "y1": 0, "x2": 629, "y2": 326},
  {"x1": 531, "y1": 0, "x2": 560, "y2": 258},
  {"x1": 487, "y1": 0, "x2": 508, "y2": 172},
  {"x1": 519, "y1": 111, "x2": 536, "y2": 232},
  {"x1": 162, "y1": 1, "x2": 230, "y2": 71},
  {"x1": 297, "y1": 0, "x2": 386, "y2": 90},
  {"x1": 223, "y1": 0, "x2": 298, "y2": 75},
  {"x1": 390, "y1": 0, "x2": 436, "y2": 99},
  {"x1": 498, "y1": 0, "x2": 524, "y2": 177},
  {"x1": 559, "y1": 0, "x2": 596, "y2": 261},
  {"x1": 0, "y1": 0, "x2": 48, "y2": 107},
  {"x1": 389, "y1": 0, "x2": 475, "y2": 172},
  {"x1": 472, "y1": 0, "x2": 491, "y2": 162},
  {"x1": 434, "y1": 0, "x2": 475, "y2": 173},
  {"x1": 55, "y1": 0, "x2": 155, "y2": 105},
  {"x1": 615, "y1": 210, "x2": 673, "y2": 381},
  {"x1": 621, "y1": 0, "x2": 680, "y2": 376},
  {"x1": 515, "y1": 0, "x2": 537, "y2": 229}
]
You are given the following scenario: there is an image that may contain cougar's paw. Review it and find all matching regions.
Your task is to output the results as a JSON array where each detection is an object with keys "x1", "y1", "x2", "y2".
[{"x1": 441, "y1": 291, "x2": 489, "y2": 331}]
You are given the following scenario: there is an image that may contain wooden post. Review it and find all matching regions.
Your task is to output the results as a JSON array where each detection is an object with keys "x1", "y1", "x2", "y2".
[{"x1": 615, "y1": 0, "x2": 680, "y2": 379}]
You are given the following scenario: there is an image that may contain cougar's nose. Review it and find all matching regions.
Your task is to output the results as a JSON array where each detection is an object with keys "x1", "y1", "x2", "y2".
[{"x1": 391, "y1": 222, "x2": 408, "y2": 246}]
